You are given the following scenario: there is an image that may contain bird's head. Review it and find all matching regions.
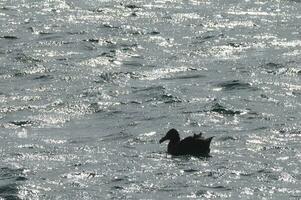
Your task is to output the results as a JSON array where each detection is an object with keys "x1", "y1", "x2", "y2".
[{"x1": 159, "y1": 129, "x2": 180, "y2": 143}]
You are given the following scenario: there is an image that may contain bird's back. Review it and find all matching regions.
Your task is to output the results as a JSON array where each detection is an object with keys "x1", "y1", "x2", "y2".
[{"x1": 177, "y1": 136, "x2": 213, "y2": 156}]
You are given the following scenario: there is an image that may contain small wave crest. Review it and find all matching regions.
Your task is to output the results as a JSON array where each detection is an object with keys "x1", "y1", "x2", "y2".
[{"x1": 215, "y1": 80, "x2": 255, "y2": 91}]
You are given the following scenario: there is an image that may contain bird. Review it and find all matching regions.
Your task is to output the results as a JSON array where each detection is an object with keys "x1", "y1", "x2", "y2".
[{"x1": 159, "y1": 128, "x2": 214, "y2": 156}]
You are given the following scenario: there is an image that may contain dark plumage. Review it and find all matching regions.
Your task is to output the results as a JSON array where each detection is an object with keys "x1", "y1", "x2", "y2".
[{"x1": 159, "y1": 129, "x2": 214, "y2": 156}]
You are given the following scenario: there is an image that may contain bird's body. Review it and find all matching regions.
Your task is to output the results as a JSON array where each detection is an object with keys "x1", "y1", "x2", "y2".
[{"x1": 159, "y1": 129, "x2": 213, "y2": 156}]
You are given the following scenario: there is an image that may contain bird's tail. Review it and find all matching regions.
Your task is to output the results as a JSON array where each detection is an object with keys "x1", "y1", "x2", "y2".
[
  {"x1": 206, "y1": 136, "x2": 214, "y2": 143},
  {"x1": 204, "y1": 136, "x2": 214, "y2": 152}
]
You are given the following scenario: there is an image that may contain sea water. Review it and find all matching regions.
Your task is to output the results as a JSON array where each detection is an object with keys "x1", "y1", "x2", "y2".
[{"x1": 1, "y1": 0, "x2": 301, "y2": 199}]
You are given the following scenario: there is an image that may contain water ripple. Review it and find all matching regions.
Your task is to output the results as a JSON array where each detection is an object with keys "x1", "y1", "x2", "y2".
[{"x1": 215, "y1": 80, "x2": 256, "y2": 91}]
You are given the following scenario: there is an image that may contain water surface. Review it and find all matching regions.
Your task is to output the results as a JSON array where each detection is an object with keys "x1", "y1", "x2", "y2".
[{"x1": 1, "y1": 0, "x2": 301, "y2": 199}]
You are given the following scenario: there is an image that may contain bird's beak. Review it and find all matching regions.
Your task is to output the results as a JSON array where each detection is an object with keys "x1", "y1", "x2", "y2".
[{"x1": 159, "y1": 136, "x2": 167, "y2": 144}]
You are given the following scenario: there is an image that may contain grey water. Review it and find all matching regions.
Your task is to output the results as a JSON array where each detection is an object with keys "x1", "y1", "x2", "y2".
[{"x1": 1, "y1": 0, "x2": 301, "y2": 199}]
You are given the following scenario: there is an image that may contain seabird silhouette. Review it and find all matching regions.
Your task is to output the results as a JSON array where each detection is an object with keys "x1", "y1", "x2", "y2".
[{"x1": 159, "y1": 129, "x2": 214, "y2": 156}]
